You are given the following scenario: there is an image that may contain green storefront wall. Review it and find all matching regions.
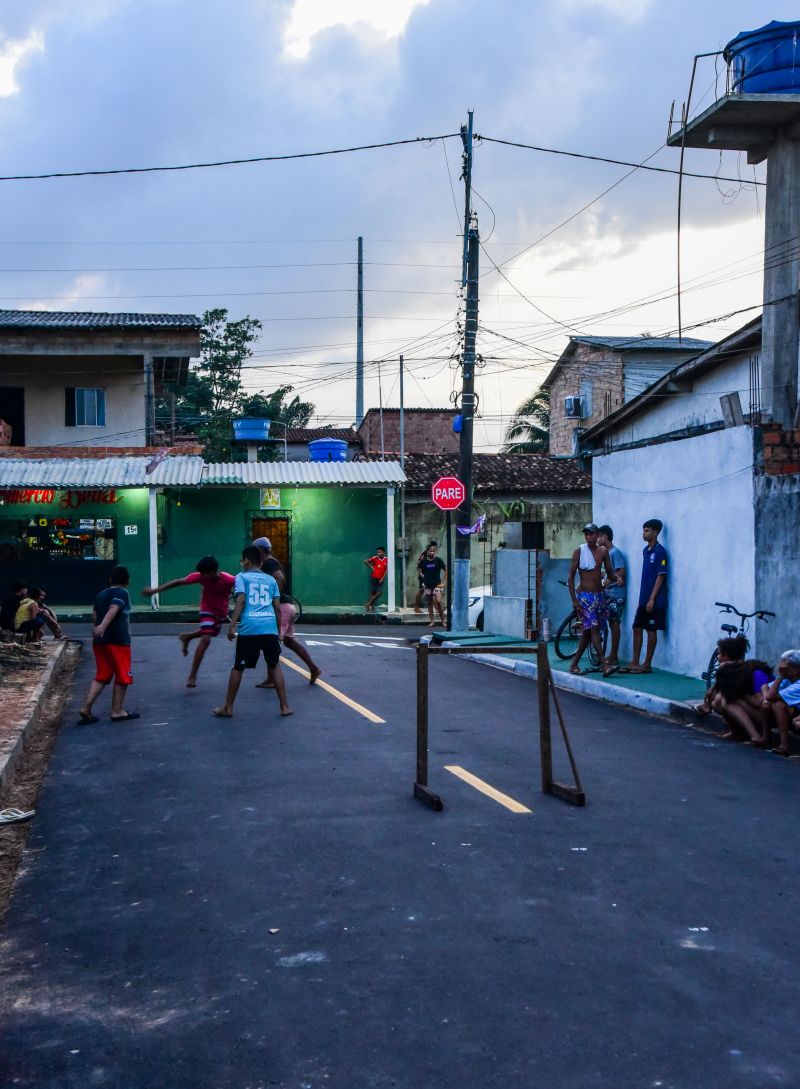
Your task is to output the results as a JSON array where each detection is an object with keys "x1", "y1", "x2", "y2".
[
  {"x1": 156, "y1": 485, "x2": 393, "y2": 608},
  {"x1": 0, "y1": 487, "x2": 151, "y2": 605}
]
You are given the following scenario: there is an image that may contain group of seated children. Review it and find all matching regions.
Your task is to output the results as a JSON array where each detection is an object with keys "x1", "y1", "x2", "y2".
[
  {"x1": 0, "y1": 580, "x2": 63, "y2": 643},
  {"x1": 696, "y1": 635, "x2": 800, "y2": 756}
]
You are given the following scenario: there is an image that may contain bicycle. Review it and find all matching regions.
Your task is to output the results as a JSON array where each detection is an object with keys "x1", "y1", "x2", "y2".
[
  {"x1": 702, "y1": 601, "x2": 775, "y2": 690},
  {"x1": 553, "y1": 580, "x2": 608, "y2": 667}
]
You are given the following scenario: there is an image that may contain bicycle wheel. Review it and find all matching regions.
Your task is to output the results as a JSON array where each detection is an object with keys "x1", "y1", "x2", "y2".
[
  {"x1": 588, "y1": 621, "x2": 609, "y2": 668},
  {"x1": 554, "y1": 611, "x2": 581, "y2": 660},
  {"x1": 702, "y1": 648, "x2": 719, "y2": 691}
]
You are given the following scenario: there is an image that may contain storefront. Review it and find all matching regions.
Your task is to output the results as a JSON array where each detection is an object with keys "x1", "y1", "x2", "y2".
[{"x1": 0, "y1": 457, "x2": 405, "y2": 609}]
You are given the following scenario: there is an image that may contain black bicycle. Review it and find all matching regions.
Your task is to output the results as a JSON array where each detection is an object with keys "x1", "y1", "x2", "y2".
[
  {"x1": 554, "y1": 581, "x2": 608, "y2": 667},
  {"x1": 702, "y1": 601, "x2": 775, "y2": 689}
]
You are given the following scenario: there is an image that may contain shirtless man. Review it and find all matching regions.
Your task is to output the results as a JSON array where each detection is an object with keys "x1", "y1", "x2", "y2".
[{"x1": 566, "y1": 523, "x2": 618, "y2": 677}]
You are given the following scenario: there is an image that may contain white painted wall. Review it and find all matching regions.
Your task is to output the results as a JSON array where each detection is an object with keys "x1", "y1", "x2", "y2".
[
  {"x1": 3, "y1": 358, "x2": 146, "y2": 446},
  {"x1": 593, "y1": 426, "x2": 756, "y2": 678},
  {"x1": 610, "y1": 352, "x2": 755, "y2": 447}
]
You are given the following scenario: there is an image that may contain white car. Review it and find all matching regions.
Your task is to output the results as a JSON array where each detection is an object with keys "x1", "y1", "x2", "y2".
[{"x1": 468, "y1": 585, "x2": 491, "y2": 630}]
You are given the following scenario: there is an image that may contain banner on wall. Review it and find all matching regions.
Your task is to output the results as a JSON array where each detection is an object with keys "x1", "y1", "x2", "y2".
[{"x1": 259, "y1": 488, "x2": 281, "y2": 510}]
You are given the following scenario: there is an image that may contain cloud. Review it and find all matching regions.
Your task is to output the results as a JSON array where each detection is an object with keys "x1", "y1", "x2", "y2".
[
  {"x1": 0, "y1": 30, "x2": 44, "y2": 97},
  {"x1": 560, "y1": 0, "x2": 652, "y2": 20},
  {"x1": 282, "y1": 0, "x2": 430, "y2": 59}
]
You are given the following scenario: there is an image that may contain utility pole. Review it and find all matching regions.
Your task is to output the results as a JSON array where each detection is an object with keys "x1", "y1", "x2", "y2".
[
  {"x1": 451, "y1": 112, "x2": 479, "y2": 632},
  {"x1": 356, "y1": 236, "x2": 364, "y2": 425},
  {"x1": 399, "y1": 354, "x2": 407, "y2": 606}
]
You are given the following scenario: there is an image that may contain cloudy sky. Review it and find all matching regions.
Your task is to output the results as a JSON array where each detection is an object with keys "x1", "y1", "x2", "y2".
[{"x1": 0, "y1": 0, "x2": 787, "y2": 449}]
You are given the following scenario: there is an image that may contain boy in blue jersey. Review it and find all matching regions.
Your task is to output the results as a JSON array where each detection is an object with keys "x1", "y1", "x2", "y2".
[
  {"x1": 213, "y1": 546, "x2": 292, "y2": 718},
  {"x1": 624, "y1": 518, "x2": 668, "y2": 674}
]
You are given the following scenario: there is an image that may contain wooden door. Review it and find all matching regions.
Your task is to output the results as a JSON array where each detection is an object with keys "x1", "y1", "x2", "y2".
[{"x1": 251, "y1": 516, "x2": 290, "y2": 571}]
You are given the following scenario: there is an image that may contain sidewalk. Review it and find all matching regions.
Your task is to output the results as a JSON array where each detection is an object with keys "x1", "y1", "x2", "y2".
[{"x1": 437, "y1": 632, "x2": 706, "y2": 721}]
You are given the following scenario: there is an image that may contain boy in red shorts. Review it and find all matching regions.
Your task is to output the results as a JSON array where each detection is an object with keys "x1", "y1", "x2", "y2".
[
  {"x1": 77, "y1": 565, "x2": 138, "y2": 724},
  {"x1": 142, "y1": 555, "x2": 235, "y2": 687}
]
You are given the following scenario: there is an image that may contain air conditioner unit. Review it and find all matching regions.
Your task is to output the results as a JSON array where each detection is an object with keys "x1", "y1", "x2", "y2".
[{"x1": 564, "y1": 395, "x2": 584, "y2": 419}]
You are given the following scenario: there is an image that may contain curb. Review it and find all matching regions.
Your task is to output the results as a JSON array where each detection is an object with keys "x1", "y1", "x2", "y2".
[
  {"x1": 463, "y1": 652, "x2": 697, "y2": 723},
  {"x1": 0, "y1": 640, "x2": 81, "y2": 794}
]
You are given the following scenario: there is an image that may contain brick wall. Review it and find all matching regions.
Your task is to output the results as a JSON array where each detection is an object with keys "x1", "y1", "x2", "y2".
[
  {"x1": 760, "y1": 425, "x2": 800, "y2": 475},
  {"x1": 358, "y1": 410, "x2": 459, "y2": 454},
  {"x1": 548, "y1": 345, "x2": 625, "y2": 456}
]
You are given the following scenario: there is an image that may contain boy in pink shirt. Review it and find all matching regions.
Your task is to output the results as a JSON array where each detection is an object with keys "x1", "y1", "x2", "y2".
[{"x1": 143, "y1": 555, "x2": 235, "y2": 687}]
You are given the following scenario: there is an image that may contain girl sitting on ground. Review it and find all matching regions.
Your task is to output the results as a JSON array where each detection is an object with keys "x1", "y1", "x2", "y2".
[
  {"x1": 760, "y1": 649, "x2": 800, "y2": 756},
  {"x1": 695, "y1": 636, "x2": 773, "y2": 743}
]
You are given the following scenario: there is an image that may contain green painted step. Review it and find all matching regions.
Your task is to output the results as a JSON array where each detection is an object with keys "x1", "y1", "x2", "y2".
[{"x1": 431, "y1": 630, "x2": 529, "y2": 647}]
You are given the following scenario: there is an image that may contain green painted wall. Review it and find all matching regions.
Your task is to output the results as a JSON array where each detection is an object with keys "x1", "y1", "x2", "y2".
[
  {"x1": 0, "y1": 487, "x2": 151, "y2": 604},
  {"x1": 156, "y1": 486, "x2": 392, "y2": 608}
]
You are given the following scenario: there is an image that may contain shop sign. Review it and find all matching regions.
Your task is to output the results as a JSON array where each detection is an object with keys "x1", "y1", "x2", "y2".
[
  {"x1": 0, "y1": 488, "x2": 123, "y2": 508},
  {"x1": 124, "y1": 525, "x2": 138, "y2": 536}
]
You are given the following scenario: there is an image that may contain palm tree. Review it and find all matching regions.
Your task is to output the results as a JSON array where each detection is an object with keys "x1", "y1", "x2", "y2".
[{"x1": 502, "y1": 388, "x2": 550, "y2": 453}]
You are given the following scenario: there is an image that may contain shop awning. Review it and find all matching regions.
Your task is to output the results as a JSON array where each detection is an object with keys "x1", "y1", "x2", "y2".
[{"x1": 0, "y1": 456, "x2": 405, "y2": 488}]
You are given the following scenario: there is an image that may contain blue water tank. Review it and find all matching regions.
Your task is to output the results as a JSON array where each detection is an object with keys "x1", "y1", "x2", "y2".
[
  {"x1": 232, "y1": 417, "x2": 271, "y2": 442},
  {"x1": 308, "y1": 438, "x2": 348, "y2": 462},
  {"x1": 725, "y1": 20, "x2": 800, "y2": 94}
]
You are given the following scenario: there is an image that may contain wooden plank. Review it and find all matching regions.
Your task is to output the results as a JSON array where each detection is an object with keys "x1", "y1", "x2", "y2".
[
  {"x1": 537, "y1": 641, "x2": 553, "y2": 794},
  {"x1": 416, "y1": 642, "x2": 429, "y2": 787},
  {"x1": 414, "y1": 782, "x2": 444, "y2": 811}
]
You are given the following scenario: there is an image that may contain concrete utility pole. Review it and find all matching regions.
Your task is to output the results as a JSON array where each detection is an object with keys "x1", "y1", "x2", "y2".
[
  {"x1": 356, "y1": 236, "x2": 364, "y2": 425},
  {"x1": 451, "y1": 111, "x2": 479, "y2": 632},
  {"x1": 399, "y1": 355, "x2": 407, "y2": 606}
]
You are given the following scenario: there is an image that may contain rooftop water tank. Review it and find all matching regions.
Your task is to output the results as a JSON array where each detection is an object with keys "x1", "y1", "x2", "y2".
[
  {"x1": 725, "y1": 20, "x2": 800, "y2": 95},
  {"x1": 307, "y1": 438, "x2": 348, "y2": 462},
  {"x1": 232, "y1": 417, "x2": 271, "y2": 442}
]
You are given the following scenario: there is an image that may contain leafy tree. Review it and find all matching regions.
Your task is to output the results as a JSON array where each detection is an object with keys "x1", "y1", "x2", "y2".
[
  {"x1": 157, "y1": 308, "x2": 315, "y2": 460},
  {"x1": 501, "y1": 387, "x2": 550, "y2": 454}
]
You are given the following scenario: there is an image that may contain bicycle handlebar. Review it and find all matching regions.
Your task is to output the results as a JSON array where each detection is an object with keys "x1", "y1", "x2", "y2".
[{"x1": 714, "y1": 601, "x2": 775, "y2": 620}]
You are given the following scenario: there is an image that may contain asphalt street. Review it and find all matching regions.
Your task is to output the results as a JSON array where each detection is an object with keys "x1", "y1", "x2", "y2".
[{"x1": 1, "y1": 624, "x2": 798, "y2": 1089}]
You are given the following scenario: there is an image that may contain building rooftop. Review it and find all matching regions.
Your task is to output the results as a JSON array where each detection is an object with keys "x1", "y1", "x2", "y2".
[
  {"x1": 359, "y1": 452, "x2": 591, "y2": 493},
  {"x1": 0, "y1": 309, "x2": 201, "y2": 330},
  {"x1": 285, "y1": 427, "x2": 362, "y2": 444}
]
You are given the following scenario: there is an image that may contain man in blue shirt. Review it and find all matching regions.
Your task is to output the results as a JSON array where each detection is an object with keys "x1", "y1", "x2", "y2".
[
  {"x1": 213, "y1": 546, "x2": 292, "y2": 718},
  {"x1": 625, "y1": 518, "x2": 668, "y2": 674}
]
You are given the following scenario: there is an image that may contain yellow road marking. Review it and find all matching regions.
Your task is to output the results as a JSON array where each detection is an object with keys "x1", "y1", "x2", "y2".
[
  {"x1": 444, "y1": 765, "x2": 532, "y2": 813},
  {"x1": 280, "y1": 657, "x2": 385, "y2": 723}
]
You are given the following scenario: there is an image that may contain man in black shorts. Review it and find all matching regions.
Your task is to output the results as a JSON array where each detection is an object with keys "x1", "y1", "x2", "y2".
[
  {"x1": 625, "y1": 518, "x2": 668, "y2": 674},
  {"x1": 213, "y1": 546, "x2": 291, "y2": 718},
  {"x1": 252, "y1": 537, "x2": 321, "y2": 686},
  {"x1": 418, "y1": 542, "x2": 447, "y2": 627}
]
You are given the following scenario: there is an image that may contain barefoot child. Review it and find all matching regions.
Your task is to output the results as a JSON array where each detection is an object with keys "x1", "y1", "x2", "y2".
[
  {"x1": 142, "y1": 556, "x2": 235, "y2": 687},
  {"x1": 213, "y1": 546, "x2": 291, "y2": 719},
  {"x1": 760, "y1": 649, "x2": 800, "y2": 756},
  {"x1": 77, "y1": 566, "x2": 137, "y2": 724}
]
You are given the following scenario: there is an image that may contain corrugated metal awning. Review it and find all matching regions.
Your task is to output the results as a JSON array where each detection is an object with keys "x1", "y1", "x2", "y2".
[{"x1": 0, "y1": 456, "x2": 405, "y2": 488}]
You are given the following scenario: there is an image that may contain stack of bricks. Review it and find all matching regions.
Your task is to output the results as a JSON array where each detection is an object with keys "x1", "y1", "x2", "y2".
[{"x1": 760, "y1": 425, "x2": 800, "y2": 475}]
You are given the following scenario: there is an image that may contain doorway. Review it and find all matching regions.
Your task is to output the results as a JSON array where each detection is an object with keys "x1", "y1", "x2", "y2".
[
  {"x1": 250, "y1": 512, "x2": 292, "y2": 589},
  {"x1": 0, "y1": 387, "x2": 25, "y2": 446}
]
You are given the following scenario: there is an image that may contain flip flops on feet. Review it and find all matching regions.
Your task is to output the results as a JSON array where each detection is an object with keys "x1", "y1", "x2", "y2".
[
  {"x1": 110, "y1": 712, "x2": 140, "y2": 722},
  {"x1": 77, "y1": 711, "x2": 99, "y2": 725},
  {"x1": 0, "y1": 808, "x2": 35, "y2": 824}
]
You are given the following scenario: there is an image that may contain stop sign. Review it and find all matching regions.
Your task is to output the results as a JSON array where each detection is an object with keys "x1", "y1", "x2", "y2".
[{"x1": 431, "y1": 475, "x2": 465, "y2": 510}]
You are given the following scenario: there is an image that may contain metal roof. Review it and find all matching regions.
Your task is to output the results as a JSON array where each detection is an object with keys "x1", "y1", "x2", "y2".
[
  {"x1": 201, "y1": 461, "x2": 405, "y2": 486},
  {"x1": 0, "y1": 457, "x2": 404, "y2": 488},
  {"x1": 568, "y1": 336, "x2": 713, "y2": 351},
  {"x1": 0, "y1": 309, "x2": 201, "y2": 329}
]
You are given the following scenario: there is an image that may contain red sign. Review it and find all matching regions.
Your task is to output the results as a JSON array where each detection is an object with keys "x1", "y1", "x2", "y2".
[
  {"x1": 0, "y1": 488, "x2": 122, "y2": 508},
  {"x1": 431, "y1": 475, "x2": 465, "y2": 511}
]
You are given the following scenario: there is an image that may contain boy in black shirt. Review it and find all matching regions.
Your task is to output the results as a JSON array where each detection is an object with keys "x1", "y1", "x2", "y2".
[
  {"x1": 77, "y1": 566, "x2": 138, "y2": 724},
  {"x1": 418, "y1": 543, "x2": 447, "y2": 627}
]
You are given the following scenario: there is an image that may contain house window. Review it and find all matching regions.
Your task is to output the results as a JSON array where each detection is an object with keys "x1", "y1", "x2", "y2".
[
  {"x1": 65, "y1": 388, "x2": 106, "y2": 427},
  {"x1": 522, "y1": 521, "x2": 545, "y2": 549}
]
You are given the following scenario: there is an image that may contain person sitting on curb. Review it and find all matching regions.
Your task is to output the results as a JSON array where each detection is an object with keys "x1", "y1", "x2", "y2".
[
  {"x1": 566, "y1": 523, "x2": 618, "y2": 678},
  {"x1": 694, "y1": 635, "x2": 773, "y2": 743},
  {"x1": 14, "y1": 586, "x2": 45, "y2": 643},
  {"x1": 1, "y1": 579, "x2": 27, "y2": 634},
  {"x1": 760, "y1": 649, "x2": 800, "y2": 756}
]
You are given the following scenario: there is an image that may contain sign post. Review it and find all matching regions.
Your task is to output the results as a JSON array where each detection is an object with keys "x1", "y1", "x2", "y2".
[{"x1": 431, "y1": 476, "x2": 465, "y2": 632}]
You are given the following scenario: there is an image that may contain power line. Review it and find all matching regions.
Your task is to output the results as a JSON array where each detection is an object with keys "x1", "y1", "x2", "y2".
[
  {"x1": 476, "y1": 134, "x2": 766, "y2": 187},
  {"x1": 0, "y1": 134, "x2": 461, "y2": 183}
]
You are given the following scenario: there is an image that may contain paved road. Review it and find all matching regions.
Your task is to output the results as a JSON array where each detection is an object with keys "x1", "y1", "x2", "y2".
[{"x1": 1, "y1": 625, "x2": 798, "y2": 1089}]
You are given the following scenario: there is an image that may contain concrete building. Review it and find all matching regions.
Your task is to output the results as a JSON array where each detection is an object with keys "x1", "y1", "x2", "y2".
[
  {"x1": 542, "y1": 336, "x2": 713, "y2": 456},
  {"x1": 366, "y1": 451, "x2": 591, "y2": 603},
  {"x1": 580, "y1": 316, "x2": 798, "y2": 676},
  {"x1": 0, "y1": 309, "x2": 201, "y2": 449}
]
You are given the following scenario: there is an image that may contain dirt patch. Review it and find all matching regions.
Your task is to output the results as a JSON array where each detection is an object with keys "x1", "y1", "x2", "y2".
[{"x1": 0, "y1": 643, "x2": 80, "y2": 921}]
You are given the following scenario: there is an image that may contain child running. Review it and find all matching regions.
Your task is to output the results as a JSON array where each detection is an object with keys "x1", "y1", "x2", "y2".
[
  {"x1": 142, "y1": 556, "x2": 235, "y2": 687},
  {"x1": 213, "y1": 546, "x2": 291, "y2": 719}
]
